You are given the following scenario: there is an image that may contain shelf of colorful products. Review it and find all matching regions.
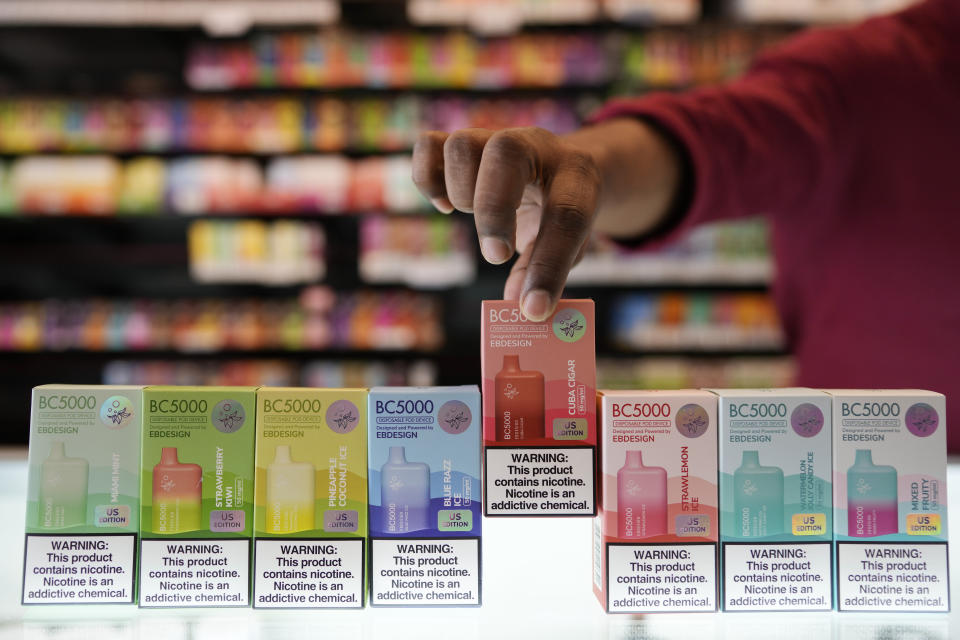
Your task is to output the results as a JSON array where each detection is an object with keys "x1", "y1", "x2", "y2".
[
  {"x1": 0, "y1": 95, "x2": 585, "y2": 155},
  {"x1": 186, "y1": 216, "x2": 477, "y2": 288},
  {"x1": 184, "y1": 27, "x2": 785, "y2": 91},
  {"x1": 0, "y1": 0, "x2": 340, "y2": 29},
  {"x1": 407, "y1": 0, "x2": 700, "y2": 30},
  {"x1": 597, "y1": 354, "x2": 794, "y2": 388},
  {"x1": 96, "y1": 353, "x2": 791, "y2": 390},
  {"x1": 568, "y1": 219, "x2": 770, "y2": 285},
  {"x1": 609, "y1": 289, "x2": 783, "y2": 351},
  {"x1": 0, "y1": 287, "x2": 783, "y2": 355},
  {"x1": 0, "y1": 154, "x2": 428, "y2": 216},
  {"x1": 406, "y1": 0, "x2": 915, "y2": 29},
  {"x1": 101, "y1": 357, "x2": 440, "y2": 387},
  {"x1": 0, "y1": 288, "x2": 444, "y2": 354}
]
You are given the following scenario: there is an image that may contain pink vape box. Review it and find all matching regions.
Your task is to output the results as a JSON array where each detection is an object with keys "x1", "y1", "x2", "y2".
[
  {"x1": 481, "y1": 300, "x2": 596, "y2": 517},
  {"x1": 594, "y1": 390, "x2": 718, "y2": 613}
]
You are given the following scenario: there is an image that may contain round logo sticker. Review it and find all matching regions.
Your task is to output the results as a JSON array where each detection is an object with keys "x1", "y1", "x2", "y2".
[
  {"x1": 212, "y1": 399, "x2": 246, "y2": 433},
  {"x1": 326, "y1": 399, "x2": 360, "y2": 434},
  {"x1": 675, "y1": 404, "x2": 709, "y2": 438},
  {"x1": 905, "y1": 402, "x2": 939, "y2": 437},
  {"x1": 100, "y1": 395, "x2": 134, "y2": 429},
  {"x1": 791, "y1": 403, "x2": 825, "y2": 438},
  {"x1": 552, "y1": 308, "x2": 587, "y2": 343},
  {"x1": 437, "y1": 400, "x2": 472, "y2": 435}
]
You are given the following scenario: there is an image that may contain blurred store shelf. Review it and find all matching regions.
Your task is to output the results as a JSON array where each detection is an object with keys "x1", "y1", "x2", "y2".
[{"x1": 0, "y1": 1, "x2": 338, "y2": 34}]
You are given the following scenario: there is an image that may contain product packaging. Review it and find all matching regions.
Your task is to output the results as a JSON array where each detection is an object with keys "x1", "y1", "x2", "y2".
[
  {"x1": 481, "y1": 300, "x2": 596, "y2": 516},
  {"x1": 713, "y1": 388, "x2": 833, "y2": 611},
  {"x1": 594, "y1": 390, "x2": 718, "y2": 613},
  {"x1": 253, "y1": 388, "x2": 367, "y2": 608},
  {"x1": 139, "y1": 386, "x2": 257, "y2": 608},
  {"x1": 367, "y1": 386, "x2": 481, "y2": 606},
  {"x1": 828, "y1": 390, "x2": 949, "y2": 612},
  {"x1": 22, "y1": 386, "x2": 142, "y2": 604}
]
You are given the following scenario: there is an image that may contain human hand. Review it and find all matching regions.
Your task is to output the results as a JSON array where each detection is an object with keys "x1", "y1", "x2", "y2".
[{"x1": 411, "y1": 126, "x2": 600, "y2": 321}]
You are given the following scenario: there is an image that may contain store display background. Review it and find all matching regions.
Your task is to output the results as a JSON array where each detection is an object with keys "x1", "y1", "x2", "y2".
[{"x1": 0, "y1": 448, "x2": 952, "y2": 639}]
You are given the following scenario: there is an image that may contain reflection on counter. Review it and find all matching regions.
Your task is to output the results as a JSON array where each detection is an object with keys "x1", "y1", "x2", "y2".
[{"x1": 606, "y1": 615, "x2": 949, "y2": 640}]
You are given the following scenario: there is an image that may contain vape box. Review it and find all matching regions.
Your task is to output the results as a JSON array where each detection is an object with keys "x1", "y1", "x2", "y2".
[
  {"x1": 22, "y1": 385, "x2": 142, "y2": 605},
  {"x1": 138, "y1": 386, "x2": 257, "y2": 608},
  {"x1": 253, "y1": 388, "x2": 367, "y2": 608},
  {"x1": 713, "y1": 388, "x2": 833, "y2": 611},
  {"x1": 828, "y1": 390, "x2": 949, "y2": 612},
  {"x1": 368, "y1": 386, "x2": 481, "y2": 606},
  {"x1": 594, "y1": 390, "x2": 718, "y2": 613},
  {"x1": 481, "y1": 299, "x2": 596, "y2": 517}
]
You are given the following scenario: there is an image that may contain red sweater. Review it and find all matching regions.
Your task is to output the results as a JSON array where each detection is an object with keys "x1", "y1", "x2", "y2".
[{"x1": 594, "y1": 0, "x2": 960, "y2": 449}]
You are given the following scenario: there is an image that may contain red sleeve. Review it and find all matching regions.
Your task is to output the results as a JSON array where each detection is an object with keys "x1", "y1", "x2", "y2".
[{"x1": 590, "y1": 0, "x2": 960, "y2": 241}]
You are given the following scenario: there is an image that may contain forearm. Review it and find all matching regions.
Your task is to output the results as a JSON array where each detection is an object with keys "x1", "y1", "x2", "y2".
[{"x1": 562, "y1": 117, "x2": 683, "y2": 240}]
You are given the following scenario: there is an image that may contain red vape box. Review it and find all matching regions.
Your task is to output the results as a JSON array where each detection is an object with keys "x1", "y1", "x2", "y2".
[{"x1": 481, "y1": 299, "x2": 596, "y2": 517}]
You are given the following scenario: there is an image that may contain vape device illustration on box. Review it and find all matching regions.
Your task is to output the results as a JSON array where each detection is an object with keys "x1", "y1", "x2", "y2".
[
  {"x1": 266, "y1": 445, "x2": 315, "y2": 534},
  {"x1": 734, "y1": 450, "x2": 784, "y2": 537},
  {"x1": 152, "y1": 447, "x2": 202, "y2": 534},
  {"x1": 617, "y1": 450, "x2": 667, "y2": 538},
  {"x1": 39, "y1": 441, "x2": 89, "y2": 529},
  {"x1": 494, "y1": 354, "x2": 544, "y2": 441},
  {"x1": 381, "y1": 446, "x2": 429, "y2": 533},
  {"x1": 847, "y1": 449, "x2": 898, "y2": 537}
]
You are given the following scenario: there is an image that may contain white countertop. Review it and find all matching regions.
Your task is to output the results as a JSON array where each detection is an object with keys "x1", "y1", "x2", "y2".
[{"x1": 0, "y1": 448, "x2": 953, "y2": 639}]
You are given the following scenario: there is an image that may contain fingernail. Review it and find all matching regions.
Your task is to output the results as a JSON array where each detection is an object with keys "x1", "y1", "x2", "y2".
[
  {"x1": 521, "y1": 289, "x2": 553, "y2": 321},
  {"x1": 430, "y1": 196, "x2": 454, "y2": 214},
  {"x1": 480, "y1": 237, "x2": 512, "y2": 264}
]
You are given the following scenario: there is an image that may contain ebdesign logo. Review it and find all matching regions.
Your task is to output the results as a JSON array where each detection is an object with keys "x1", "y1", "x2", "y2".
[
  {"x1": 212, "y1": 399, "x2": 246, "y2": 433},
  {"x1": 100, "y1": 395, "x2": 134, "y2": 429},
  {"x1": 326, "y1": 399, "x2": 360, "y2": 434},
  {"x1": 552, "y1": 308, "x2": 587, "y2": 342},
  {"x1": 438, "y1": 400, "x2": 472, "y2": 435},
  {"x1": 905, "y1": 403, "x2": 939, "y2": 437}
]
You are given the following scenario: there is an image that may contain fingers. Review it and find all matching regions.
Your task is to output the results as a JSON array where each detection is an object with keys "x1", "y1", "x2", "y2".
[
  {"x1": 520, "y1": 152, "x2": 599, "y2": 321},
  {"x1": 503, "y1": 245, "x2": 532, "y2": 301},
  {"x1": 472, "y1": 129, "x2": 545, "y2": 265},
  {"x1": 442, "y1": 128, "x2": 493, "y2": 214},
  {"x1": 412, "y1": 131, "x2": 453, "y2": 213}
]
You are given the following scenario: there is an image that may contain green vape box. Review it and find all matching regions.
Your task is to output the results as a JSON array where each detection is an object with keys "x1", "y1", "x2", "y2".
[
  {"x1": 713, "y1": 388, "x2": 833, "y2": 612},
  {"x1": 138, "y1": 386, "x2": 257, "y2": 608},
  {"x1": 253, "y1": 387, "x2": 368, "y2": 608},
  {"x1": 23, "y1": 385, "x2": 142, "y2": 605}
]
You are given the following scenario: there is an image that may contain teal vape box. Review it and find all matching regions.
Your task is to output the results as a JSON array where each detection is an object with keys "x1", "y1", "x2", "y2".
[{"x1": 713, "y1": 388, "x2": 833, "y2": 611}]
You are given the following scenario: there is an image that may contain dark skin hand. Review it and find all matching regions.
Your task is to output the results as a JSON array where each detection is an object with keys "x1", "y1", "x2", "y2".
[{"x1": 411, "y1": 118, "x2": 684, "y2": 321}]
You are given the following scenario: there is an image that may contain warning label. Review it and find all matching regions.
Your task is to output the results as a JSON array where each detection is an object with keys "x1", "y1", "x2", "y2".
[
  {"x1": 371, "y1": 538, "x2": 480, "y2": 606},
  {"x1": 22, "y1": 534, "x2": 136, "y2": 604},
  {"x1": 837, "y1": 542, "x2": 949, "y2": 612},
  {"x1": 253, "y1": 539, "x2": 363, "y2": 608},
  {"x1": 606, "y1": 543, "x2": 716, "y2": 613},
  {"x1": 139, "y1": 539, "x2": 250, "y2": 608},
  {"x1": 485, "y1": 447, "x2": 594, "y2": 516},
  {"x1": 723, "y1": 542, "x2": 832, "y2": 611}
]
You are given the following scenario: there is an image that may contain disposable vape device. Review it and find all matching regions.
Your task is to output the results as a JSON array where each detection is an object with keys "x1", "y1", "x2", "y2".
[
  {"x1": 38, "y1": 441, "x2": 89, "y2": 529},
  {"x1": 380, "y1": 446, "x2": 429, "y2": 533},
  {"x1": 846, "y1": 449, "x2": 898, "y2": 537},
  {"x1": 734, "y1": 450, "x2": 784, "y2": 537},
  {"x1": 265, "y1": 445, "x2": 315, "y2": 534},
  {"x1": 616, "y1": 450, "x2": 667, "y2": 538},
  {"x1": 494, "y1": 354, "x2": 544, "y2": 441},
  {"x1": 152, "y1": 447, "x2": 202, "y2": 534}
]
